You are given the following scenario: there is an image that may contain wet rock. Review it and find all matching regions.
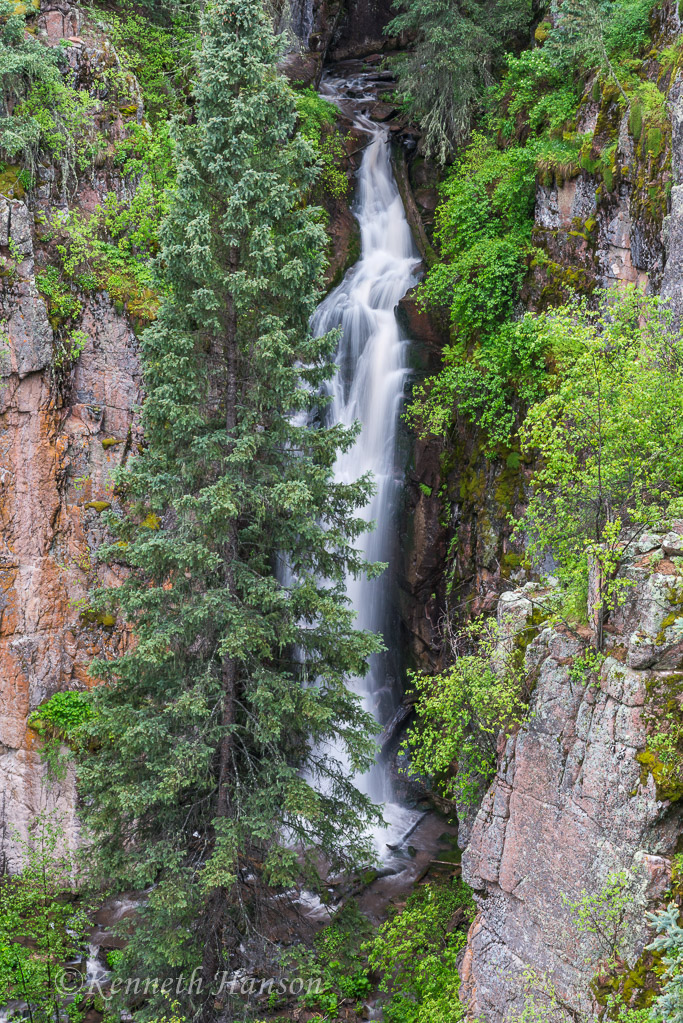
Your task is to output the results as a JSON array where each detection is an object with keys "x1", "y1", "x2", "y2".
[
  {"x1": 278, "y1": 50, "x2": 321, "y2": 87},
  {"x1": 369, "y1": 101, "x2": 398, "y2": 122},
  {"x1": 397, "y1": 287, "x2": 443, "y2": 355}
]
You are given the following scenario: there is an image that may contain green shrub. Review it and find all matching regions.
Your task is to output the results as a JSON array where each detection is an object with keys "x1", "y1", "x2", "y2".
[
  {"x1": 295, "y1": 87, "x2": 349, "y2": 199},
  {"x1": 402, "y1": 614, "x2": 534, "y2": 805},
  {"x1": 35, "y1": 265, "x2": 82, "y2": 328},
  {"x1": 408, "y1": 315, "x2": 551, "y2": 449},
  {"x1": 86, "y1": 0, "x2": 198, "y2": 122},
  {"x1": 0, "y1": 813, "x2": 92, "y2": 1022},
  {"x1": 366, "y1": 879, "x2": 475, "y2": 1023},
  {"x1": 28, "y1": 690, "x2": 92, "y2": 781},
  {"x1": 284, "y1": 902, "x2": 373, "y2": 1017},
  {"x1": 518, "y1": 289, "x2": 683, "y2": 643}
]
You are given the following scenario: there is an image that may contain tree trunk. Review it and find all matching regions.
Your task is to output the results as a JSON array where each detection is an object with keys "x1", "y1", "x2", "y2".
[{"x1": 199, "y1": 260, "x2": 240, "y2": 1017}]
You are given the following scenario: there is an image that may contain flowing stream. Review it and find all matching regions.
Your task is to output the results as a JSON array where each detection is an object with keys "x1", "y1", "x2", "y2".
[{"x1": 312, "y1": 72, "x2": 423, "y2": 856}]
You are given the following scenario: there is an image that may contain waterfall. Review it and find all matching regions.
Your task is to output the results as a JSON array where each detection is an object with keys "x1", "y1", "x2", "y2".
[
  {"x1": 288, "y1": 0, "x2": 313, "y2": 44},
  {"x1": 311, "y1": 76, "x2": 423, "y2": 853}
]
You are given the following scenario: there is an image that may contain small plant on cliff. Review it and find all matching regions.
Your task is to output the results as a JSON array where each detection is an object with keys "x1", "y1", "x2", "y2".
[
  {"x1": 402, "y1": 614, "x2": 534, "y2": 806},
  {"x1": 518, "y1": 288, "x2": 683, "y2": 648},
  {"x1": 28, "y1": 690, "x2": 92, "y2": 782},
  {"x1": 76, "y1": 1, "x2": 382, "y2": 1018},
  {"x1": 562, "y1": 869, "x2": 634, "y2": 968},
  {"x1": 0, "y1": 812, "x2": 91, "y2": 1023}
]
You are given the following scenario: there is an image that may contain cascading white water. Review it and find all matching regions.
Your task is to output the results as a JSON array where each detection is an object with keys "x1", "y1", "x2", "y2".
[
  {"x1": 288, "y1": 0, "x2": 313, "y2": 44},
  {"x1": 311, "y1": 76, "x2": 423, "y2": 852}
]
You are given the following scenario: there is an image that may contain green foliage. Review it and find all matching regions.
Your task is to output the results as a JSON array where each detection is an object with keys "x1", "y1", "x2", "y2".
[
  {"x1": 517, "y1": 289, "x2": 683, "y2": 644},
  {"x1": 647, "y1": 903, "x2": 683, "y2": 1023},
  {"x1": 546, "y1": 0, "x2": 655, "y2": 71},
  {"x1": 540, "y1": 0, "x2": 655, "y2": 111},
  {"x1": 47, "y1": 121, "x2": 176, "y2": 324},
  {"x1": 508, "y1": 968, "x2": 582, "y2": 1023},
  {"x1": 28, "y1": 691, "x2": 92, "y2": 780},
  {"x1": 76, "y1": 0, "x2": 383, "y2": 1012},
  {"x1": 403, "y1": 614, "x2": 533, "y2": 805},
  {"x1": 54, "y1": 328, "x2": 89, "y2": 369},
  {"x1": 568, "y1": 648, "x2": 605, "y2": 686},
  {"x1": 295, "y1": 87, "x2": 349, "y2": 199},
  {"x1": 0, "y1": 812, "x2": 92, "y2": 1023},
  {"x1": 491, "y1": 47, "x2": 581, "y2": 141},
  {"x1": 405, "y1": 0, "x2": 666, "y2": 445},
  {"x1": 385, "y1": 0, "x2": 533, "y2": 162},
  {"x1": 562, "y1": 870, "x2": 634, "y2": 966},
  {"x1": 410, "y1": 315, "x2": 550, "y2": 450},
  {"x1": 285, "y1": 902, "x2": 373, "y2": 1017},
  {"x1": 0, "y1": 0, "x2": 102, "y2": 179},
  {"x1": 35, "y1": 265, "x2": 82, "y2": 328},
  {"x1": 86, "y1": 0, "x2": 198, "y2": 122},
  {"x1": 406, "y1": 134, "x2": 539, "y2": 444},
  {"x1": 13, "y1": 78, "x2": 101, "y2": 172},
  {"x1": 406, "y1": 128, "x2": 584, "y2": 447},
  {"x1": 366, "y1": 879, "x2": 475, "y2": 1023},
  {"x1": 0, "y1": 0, "x2": 61, "y2": 164}
]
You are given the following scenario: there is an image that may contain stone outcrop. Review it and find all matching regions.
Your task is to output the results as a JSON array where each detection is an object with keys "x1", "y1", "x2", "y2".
[
  {"x1": 459, "y1": 541, "x2": 683, "y2": 1021},
  {"x1": 0, "y1": 2, "x2": 142, "y2": 871}
]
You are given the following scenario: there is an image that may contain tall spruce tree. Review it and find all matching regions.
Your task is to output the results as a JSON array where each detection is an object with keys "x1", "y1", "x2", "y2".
[
  {"x1": 77, "y1": 0, "x2": 382, "y2": 1013},
  {"x1": 386, "y1": 0, "x2": 532, "y2": 162}
]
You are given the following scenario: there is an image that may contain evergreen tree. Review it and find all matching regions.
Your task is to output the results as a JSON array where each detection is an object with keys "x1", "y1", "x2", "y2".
[
  {"x1": 385, "y1": 0, "x2": 532, "y2": 163},
  {"x1": 77, "y1": 0, "x2": 382, "y2": 1014}
]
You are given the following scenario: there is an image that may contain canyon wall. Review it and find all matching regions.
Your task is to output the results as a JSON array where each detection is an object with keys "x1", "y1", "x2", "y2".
[
  {"x1": 4, "y1": 1, "x2": 683, "y2": 1018},
  {"x1": 0, "y1": 4, "x2": 142, "y2": 870},
  {"x1": 460, "y1": 548, "x2": 683, "y2": 1020},
  {"x1": 392, "y1": 4, "x2": 683, "y2": 1015}
]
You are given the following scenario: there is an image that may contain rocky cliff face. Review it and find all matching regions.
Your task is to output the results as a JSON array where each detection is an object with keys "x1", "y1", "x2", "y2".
[
  {"x1": 0, "y1": 4, "x2": 142, "y2": 870},
  {"x1": 388, "y1": 10, "x2": 683, "y2": 1009},
  {"x1": 459, "y1": 537, "x2": 683, "y2": 1020}
]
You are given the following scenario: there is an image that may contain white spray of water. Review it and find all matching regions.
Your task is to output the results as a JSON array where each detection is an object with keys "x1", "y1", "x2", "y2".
[
  {"x1": 288, "y1": 0, "x2": 313, "y2": 44},
  {"x1": 311, "y1": 80, "x2": 422, "y2": 853}
]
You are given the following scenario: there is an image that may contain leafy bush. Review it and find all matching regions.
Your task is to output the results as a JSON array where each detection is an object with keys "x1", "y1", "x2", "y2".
[
  {"x1": 0, "y1": 812, "x2": 92, "y2": 1023},
  {"x1": 0, "y1": 0, "x2": 61, "y2": 160},
  {"x1": 366, "y1": 879, "x2": 475, "y2": 1023},
  {"x1": 403, "y1": 614, "x2": 534, "y2": 805},
  {"x1": 282, "y1": 902, "x2": 373, "y2": 1018},
  {"x1": 85, "y1": 0, "x2": 198, "y2": 122},
  {"x1": 409, "y1": 314, "x2": 550, "y2": 449},
  {"x1": 517, "y1": 289, "x2": 683, "y2": 644},
  {"x1": 28, "y1": 691, "x2": 92, "y2": 781},
  {"x1": 0, "y1": 0, "x2": 101, "y2": 179},
  {"x1": 35, "y1": 265, "x2": 82, "y2": 329},
  {"x1": 562, "y1": 869, "x2": 634, "y2": 967},
  {"x1": 295, "y1": 86, "x2": 348, "y2": 199},
  {"x1": 490, "y1": 47, "x2": 580, "y2": 141},
  {"x1": 406, "y1": 130, "x2": 586, "y2": 448}
]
